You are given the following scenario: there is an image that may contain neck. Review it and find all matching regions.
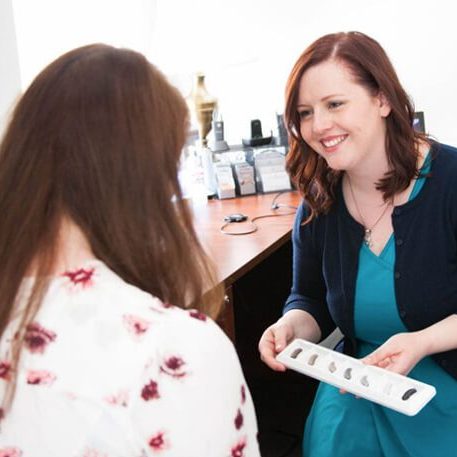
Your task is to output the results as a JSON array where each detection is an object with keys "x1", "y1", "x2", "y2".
[
  {"x1": 345, "y1": 156, "x2": 390, "y2": 198},
  {"x1": 27, "y1": 217, "x2": 96, "y2": 277},
  {"x1": 346, "y1": 140, "x2": 429, "y2": 198},
  {"x1": 54, "y1": 218, "x2": 95, "y2": 273}
]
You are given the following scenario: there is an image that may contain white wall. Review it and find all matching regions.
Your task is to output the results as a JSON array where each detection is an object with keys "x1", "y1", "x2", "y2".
[
  {"x1": 2, "y1": 0, "x2": 457, "y2": 145},
  {"x1": 12, "y1": 0, "x2": 157, "y2": 86},
  {"x1": 0, "y1": 0, "x2": 21, "y2": 136},
  {"x1": 151, "y1": 0, "x2": 457, "y2": 145}
]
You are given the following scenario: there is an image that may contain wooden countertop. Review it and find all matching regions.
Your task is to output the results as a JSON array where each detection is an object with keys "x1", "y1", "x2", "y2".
[{"x1": 191, "y1": 191, "x2": 302, "y2": 285}]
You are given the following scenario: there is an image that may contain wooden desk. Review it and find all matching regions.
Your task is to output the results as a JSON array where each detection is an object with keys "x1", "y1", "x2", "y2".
[
  {"x1": 193, "y1": 191, "x2": 301, "y2": 285},
  {"x1": 192, "y1": 191, "x2": 302, "y2": 339}
]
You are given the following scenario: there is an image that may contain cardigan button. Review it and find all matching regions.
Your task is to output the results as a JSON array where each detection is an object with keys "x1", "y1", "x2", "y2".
[
  {"x1": 399, "y1": 309, "x2": 406, "y2": 318},
  {"x1": 396, "y1": 238, "x2": 404, "y2": 246},
  {"x1": 394, "y1": 271, "x2": 401, "y2": 279},
  {"x1": 393, "y1": 208, "x2": 402, "y2": 216}
]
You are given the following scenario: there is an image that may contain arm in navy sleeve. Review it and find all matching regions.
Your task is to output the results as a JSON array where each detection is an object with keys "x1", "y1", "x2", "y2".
[{"x1": 283, "y1": 202, "x2": 336, "y2": 340}]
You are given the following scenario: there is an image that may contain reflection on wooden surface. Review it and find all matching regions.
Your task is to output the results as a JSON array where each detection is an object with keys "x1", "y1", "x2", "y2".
[{"x1": 191, "y1": 191, "x2": 302, "y2": 285}]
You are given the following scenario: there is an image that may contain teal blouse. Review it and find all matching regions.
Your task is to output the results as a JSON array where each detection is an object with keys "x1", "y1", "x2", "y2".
[{"x1": 303, "y1": 155, "x2": 457, "y2": 457}]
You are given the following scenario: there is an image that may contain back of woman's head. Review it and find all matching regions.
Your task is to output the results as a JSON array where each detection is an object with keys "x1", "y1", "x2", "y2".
[
  {"x1": 0, "y1": 44, "x2": 220, "y2": 349},
  {"x1": 284, "y1": 32, "x2": 427, "y2": 218}
]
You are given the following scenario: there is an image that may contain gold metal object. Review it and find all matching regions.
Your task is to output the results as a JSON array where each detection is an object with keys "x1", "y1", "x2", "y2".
[{"x1": 188, "y1": 73, "x2": 217, "y2": 146}]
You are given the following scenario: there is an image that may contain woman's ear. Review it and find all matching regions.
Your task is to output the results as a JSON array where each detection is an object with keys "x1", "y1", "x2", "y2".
[{"x1": 378, "y1": 92, "x2": 391, "y2": 117}]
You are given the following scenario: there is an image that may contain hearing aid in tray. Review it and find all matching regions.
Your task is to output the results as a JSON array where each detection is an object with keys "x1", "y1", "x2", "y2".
[{"x1": 276, "y1": 339, "x2": 436, "y2": 416}]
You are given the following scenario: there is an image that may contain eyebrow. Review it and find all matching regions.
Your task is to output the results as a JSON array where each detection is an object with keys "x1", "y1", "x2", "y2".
[{"x1": 297, "y1": 94, "x2": 345, "y2": 107}]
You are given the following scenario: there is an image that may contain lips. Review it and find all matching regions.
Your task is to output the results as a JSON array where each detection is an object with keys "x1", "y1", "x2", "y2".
[{"x1": 320, "y1": 134, "x2": 348, "y2": 149}]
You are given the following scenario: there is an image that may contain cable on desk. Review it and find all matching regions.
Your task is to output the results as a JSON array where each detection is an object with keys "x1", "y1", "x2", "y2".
[
  {"x1": 220, "y1": 192, "x2": 298, "y2": 236},
  {"x1": 270, "y1": 190, "x2": 299, "y2": 211},
  {"x1": 219, "y1": 219, "x2": 258, "y2": 235}
]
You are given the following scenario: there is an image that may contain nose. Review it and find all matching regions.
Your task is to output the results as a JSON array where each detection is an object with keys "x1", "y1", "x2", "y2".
[{"x1": 312, "y1": 109, "x2": 333, "y2": 135}]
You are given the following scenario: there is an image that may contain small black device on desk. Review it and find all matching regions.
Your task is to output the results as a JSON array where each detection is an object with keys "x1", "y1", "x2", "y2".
[
  {"x1": 224, "y1": 213, "x2": 248, "y2": 223},
  {"x1": 242, "y1": 119, "x2": 272, "y2": 147}
]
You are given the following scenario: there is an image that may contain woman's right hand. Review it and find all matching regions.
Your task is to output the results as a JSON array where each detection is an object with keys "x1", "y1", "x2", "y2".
[
  {"x1": 258, "y1": 309, "x2": 321, "y2": 371},
  {"x1": 258, "y1": 318, "x2": 295, "y2": 371}
]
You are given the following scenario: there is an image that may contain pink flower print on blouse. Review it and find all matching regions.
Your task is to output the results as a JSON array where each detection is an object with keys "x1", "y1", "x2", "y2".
[
  {"x1": 241, "y1": 384, "x2": 246, "y2": 404},
  {"x1": 63, "y1": 267, "x2": 95, "y2": 288},
  {"x1": 123, "y1": 314, "x2": 151, "y2": 337},
  {"x1": 64, "y1": 391, "x2": 78, "y2": 400},
  {"x1": 231, "y1": 438, "x2": 247, "y2": 457},
  {"x1": 26, "y1": 369, "x2": 56, "y2": 386},
  {"x1": 234, "y1": 408, "x2": 244, "y2": 430},
  {"x1": 141, "y1": 379, "x2": 160, "y2": 401},
  {"x1": 160, "y1": 355, "x2": 187, "y2": 378},
  {"x1": 148, "y1": 431, "x2": 169, "y2": 452},
  {"x1": 188, "y1": 309, "x2": 207, "y2": 322},
  {"x1": 0, "y1": 448, "x2": 22, "y2": 457},
  {"x1": 105, "y1": 389, "x2": 129, "y2": 407},
  {"x1": 0, "y1": 361, "x2": 11, "y2": 381},
  {"x1": 24, "y1": 322, "x2": 56, "y2": 354},
  {"x1": 81, "y1": 449, "x2": 108, "y2": 457}
]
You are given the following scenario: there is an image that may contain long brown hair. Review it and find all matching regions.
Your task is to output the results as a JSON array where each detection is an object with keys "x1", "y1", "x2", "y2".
[
  {"x1": 0, "y1": 44, "x2": 222, "y2": 408},
  {"x1": 284, "y1": 31, "x2": 429, "y2": 221}
]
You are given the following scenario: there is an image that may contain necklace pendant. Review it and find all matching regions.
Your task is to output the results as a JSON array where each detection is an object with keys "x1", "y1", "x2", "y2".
[{"x1": 364, "y1": 228, "x2": 372, "y2": 247}]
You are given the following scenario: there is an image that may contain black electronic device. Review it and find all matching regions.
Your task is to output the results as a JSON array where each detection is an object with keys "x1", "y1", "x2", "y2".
[
  {"x1": 224, "y1": 213, "x2": 248, "y2": 222},
  {"x1": 242, "y1": 119, "x2": 272, "y2": 147},
  {"x1": 251, "y1": 119, "x2": 263, "y2": 138}
]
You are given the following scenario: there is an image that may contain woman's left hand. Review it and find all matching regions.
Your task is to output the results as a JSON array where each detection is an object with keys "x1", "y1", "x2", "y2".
[{"x1": 361, "y1": 332, "x2": 429, "y2": 376}]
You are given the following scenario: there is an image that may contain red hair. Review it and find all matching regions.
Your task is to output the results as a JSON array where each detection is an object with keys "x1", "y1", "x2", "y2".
[{"x1": 284, "y1": 31, "x2": 429, "y2": 220}]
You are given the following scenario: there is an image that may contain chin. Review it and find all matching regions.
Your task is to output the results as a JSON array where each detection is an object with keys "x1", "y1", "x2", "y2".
[{"x1": 323, "y1": 157, "x2": 348, "y2": 171}]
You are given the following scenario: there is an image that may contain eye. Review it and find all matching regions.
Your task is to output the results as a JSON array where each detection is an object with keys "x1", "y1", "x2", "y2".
[
  {"x1": 328, "y1": 101, "x2": 344, "y2": 110},
  {"x1": 298, "y1": 109, "x2": 312, "y2": 119}
]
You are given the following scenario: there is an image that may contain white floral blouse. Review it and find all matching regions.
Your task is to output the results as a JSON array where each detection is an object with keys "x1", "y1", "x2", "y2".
[{"x1": 0, "y1": 260, "x2": 260, "y2": 457}]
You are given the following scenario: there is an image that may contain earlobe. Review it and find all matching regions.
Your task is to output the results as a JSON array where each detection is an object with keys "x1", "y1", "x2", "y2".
[{"x1": 378, "y1": 92, "x2": 391, "y2": 117}]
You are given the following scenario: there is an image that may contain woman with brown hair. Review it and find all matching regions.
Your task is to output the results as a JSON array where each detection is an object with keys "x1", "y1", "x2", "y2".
[
  {"x1": 0, "y1": 44, "x2": 260, "y2": 456},
  {"x1": 259, "y1": 32, "x2": 457, "y2": 456}
]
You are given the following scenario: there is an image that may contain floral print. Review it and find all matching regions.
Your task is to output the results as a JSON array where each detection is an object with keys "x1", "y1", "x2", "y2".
[
  {"x1": 63, "y1": 267, "x2": 95, "y2": 287},
  {"x1": 0, "y1": 360, "x2": 11, "y2": 380},
  {"x1": 148, "y1": 431, "x2": 169, "y2": 452},
  {"x1": 141, "y1": 380, "x2": 160, "y2": 401},
  {"x1": 159, "y1": 356, "x2": 187, "y2": 378},
  {"x1": 0, "y1": 261, "x2": 260, "y2": 456},
  {"x1": 231, "y1": 438, "x2": 247, "y2": 457},
  {"x1": 23, "y1": 322, "x2": 56, "y2": 354},
  {"x1": 104, "y1": 389, "x2": 129, "y2": 407},
  {"x1": 81, "y1": 449, "x2": 108, "y2": 457},
  {"x1": 26, "y1": 369, "x2": 56, "y2": 385},
  {"x1": 188, "y1": 310, "x2": 207, "y2": 321},
  {"x1": 235, "y1": 409, "x2": 244, "y2": 430},
  {"x1": 123, "y1": 314, "x2": 151, "y2": 337},
  {"x1": 0, "y1": 448, "x2": 22, "y2": 457}
]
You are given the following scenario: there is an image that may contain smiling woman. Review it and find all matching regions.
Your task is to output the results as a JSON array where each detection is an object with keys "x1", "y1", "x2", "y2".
[
  {"x1": 296, "y1": 59, "x2": 391, "y2": 172},
  {"x1": 258, "y1": 31, "x2": 457, "y2": 457}
]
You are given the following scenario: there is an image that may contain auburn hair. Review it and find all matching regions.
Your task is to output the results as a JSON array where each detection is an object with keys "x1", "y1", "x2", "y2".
[
  {"x1": 0, "y1": 44, "x2": 222, "y2": 408},
  {"x1": 284, "y1": 31, "x2": 429, "y2": 221}
]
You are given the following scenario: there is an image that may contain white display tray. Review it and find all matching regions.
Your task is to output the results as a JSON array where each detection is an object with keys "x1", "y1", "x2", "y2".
[{"x1": 276, "y1": 339, "x2": 436, "y2": 416}]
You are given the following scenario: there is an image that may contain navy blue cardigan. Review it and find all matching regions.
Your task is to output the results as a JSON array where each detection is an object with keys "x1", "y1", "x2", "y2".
[{"x1": 284, "y1": 142, "x2": 457, "y2": 380}]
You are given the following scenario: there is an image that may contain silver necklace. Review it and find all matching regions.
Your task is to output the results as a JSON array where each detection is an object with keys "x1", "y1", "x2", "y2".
[{"x1": 347, "y1": 176, "x2": 392, "y2": 247}]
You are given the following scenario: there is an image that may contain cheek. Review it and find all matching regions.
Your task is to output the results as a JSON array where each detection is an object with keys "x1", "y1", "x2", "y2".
[{"x1": 299, "y1": 122, "x2": 313, "y2": 143}]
